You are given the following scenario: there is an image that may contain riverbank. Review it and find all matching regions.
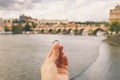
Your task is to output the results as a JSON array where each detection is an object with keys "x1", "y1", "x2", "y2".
[
  {"x1": 72, "y1": 38, "x2": 120, "y2": 80},
  {"x1": 104, "y1": 34, "x2": 120, "y2": 47}
]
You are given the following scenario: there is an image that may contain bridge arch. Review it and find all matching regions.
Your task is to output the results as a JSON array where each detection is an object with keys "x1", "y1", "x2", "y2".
[
  {"x1": 62, "y1": 29, "x2": 68, "y2": 34},
  {"x1": 67, "y1": 29, "x2": 73, "y2": 34},
  {"x1": 93, "y1": 28, "x2": 104, "y2": 35},
  {"x1": 56, "y1": 29, "x2": 62, "y2": 34},
  {"x1": 48, "y1": 29, "x2": 54, "y2": 33},
  {"x1": 40, "y1": 29, "x2": 45, "y2": 33},
  {"x1": 80, "y1": 28, "x2": 85, "y2": 35}
]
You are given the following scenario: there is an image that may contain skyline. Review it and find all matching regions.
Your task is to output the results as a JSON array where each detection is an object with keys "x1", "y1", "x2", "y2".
[{"x1": 0, "y1": 0, "x2": 120, "y2": 21}]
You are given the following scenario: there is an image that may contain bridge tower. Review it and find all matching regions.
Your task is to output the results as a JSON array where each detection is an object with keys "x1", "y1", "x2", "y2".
[{"x1": 109, "y1": 4, "x2": 120, "y2": 24}]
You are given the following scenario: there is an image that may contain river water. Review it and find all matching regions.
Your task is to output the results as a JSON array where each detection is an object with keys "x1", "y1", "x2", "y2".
[{"x1": 0, "y1": 34, "x2": 116, "y2": 80}]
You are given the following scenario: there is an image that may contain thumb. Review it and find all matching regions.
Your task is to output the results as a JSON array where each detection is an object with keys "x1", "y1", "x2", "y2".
[{"x1": 49, "y1": 44, "x2": 60, "y2": 61}]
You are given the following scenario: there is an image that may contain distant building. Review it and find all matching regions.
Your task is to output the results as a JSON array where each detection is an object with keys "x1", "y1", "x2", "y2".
[
  {"x1": 0, "y1": 18, "x2": 2, "y2": 27},
  {"x1": 109, "y1": 5, "x2": 120, "y2": 23},
  {"x1": 19, "y1": 14, "x2": 37, "y2": 23},
  {"x1": 39, "y1": 19, "x2": 68, "y2": 25}
]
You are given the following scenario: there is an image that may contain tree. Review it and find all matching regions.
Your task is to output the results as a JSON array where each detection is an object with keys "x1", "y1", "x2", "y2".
[
  {"x1": 4, "y1": 26, "x2": 11, "y2": 32},
  {"x1": 31, "y1": 22, "x2": 37, "y2": 28},
  {"x1": 109, "y1": 22, "x2": 120, "y2": 34},
  {"x1": 12, "y1": 24, "x2": 23, "y2": 34},
  {"x1": 24, "y1": 23, "x2": 31, "y2": 32}
]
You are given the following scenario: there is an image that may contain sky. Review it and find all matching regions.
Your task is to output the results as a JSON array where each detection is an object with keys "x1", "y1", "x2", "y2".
[{"x1": 0, "y1": 0, "x2": 119, "y2": 21}]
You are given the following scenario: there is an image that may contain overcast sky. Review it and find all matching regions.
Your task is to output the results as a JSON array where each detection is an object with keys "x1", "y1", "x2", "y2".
[{"x1": 0, "y1": 0, "x2": 119, "y2": 21}]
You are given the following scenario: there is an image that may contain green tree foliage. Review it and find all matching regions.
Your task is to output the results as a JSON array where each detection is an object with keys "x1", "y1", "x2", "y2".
[
  {"x1": 31, "y1": 22, "x2": 37, "y2": 28},
  {"x1": 24, "y1": 23, "x2": 31, "y2": 32},
  {"x1": 4, "y1": 26, "x2": 11, "y2": 32},
  {"x1": 71, "y1": 21, "x2": 108, "y2": 27},
  {"x1": 110, "y1": 22, "x2": 120, "y2": 34},
  {"x1": 12, "y1": 24, "x2": 23, "y2": 34}
]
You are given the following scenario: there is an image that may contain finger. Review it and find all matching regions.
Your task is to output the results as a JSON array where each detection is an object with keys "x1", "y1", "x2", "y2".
[
  {"x1": 58, "y1": 45, "x2": 64, "y2": 64},
  {"x1": 63, "y1": 55, "x2": 68, "y2": 66},
  {"x1": 46, "y1": 45, "x2": 55, "y2": 60},
  {"x1": 59, "y1": 55, "x2": 68, "y2": 70},
  {"x1": 59, "y1": 44, "x2": 63, "y2": 52},
  {"x1": 46, "y1": 43, "x2": 61, "y2": 60},
  {"x1": 58, "y1": 51, "x2": 68, "y2": 67},
  {"x1": 49, "y1": 43, "x2": 60, "y2": 61},
  {"x1": 49, "y1": 44, "x2": 63, "y2": 59},
  {"x1": 55, "y1": 45, "x2": 64, "y2": 67},
  {"x1": 56, "y1": 53, "x2": 63, "y2": 67},
  {"x1": 60, "y1": 52, "x2": 65, "y2": 65}
]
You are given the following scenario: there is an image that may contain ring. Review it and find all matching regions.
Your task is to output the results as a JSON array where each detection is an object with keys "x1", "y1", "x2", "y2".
[{"x1": 52, "y1": 40, "x2": 60, "y2": 44}]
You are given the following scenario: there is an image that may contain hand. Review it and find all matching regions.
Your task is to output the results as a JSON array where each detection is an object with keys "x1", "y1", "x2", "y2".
[{"x1": 41, "y1": 44, "x2": 68, "y2": 80}]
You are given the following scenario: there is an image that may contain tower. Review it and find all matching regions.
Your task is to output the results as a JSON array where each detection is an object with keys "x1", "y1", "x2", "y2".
[{"x1": 109, "y1": 4, "x2": 120, "y2": 23}]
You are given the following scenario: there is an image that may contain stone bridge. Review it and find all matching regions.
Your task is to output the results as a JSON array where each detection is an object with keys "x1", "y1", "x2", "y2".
[{"x1": 34, "y1": 24, "x2": 108, "y2": 35}]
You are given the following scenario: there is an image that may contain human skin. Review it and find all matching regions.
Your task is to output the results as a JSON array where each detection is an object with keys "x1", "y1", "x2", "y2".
[{"x1": 41, "y1": 44, "x2": 69, "y2": 80}]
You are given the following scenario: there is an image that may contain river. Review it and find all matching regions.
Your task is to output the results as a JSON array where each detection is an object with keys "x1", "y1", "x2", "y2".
[{"x1": 0, "y1": 34, "x2": 118, "y2": 80}]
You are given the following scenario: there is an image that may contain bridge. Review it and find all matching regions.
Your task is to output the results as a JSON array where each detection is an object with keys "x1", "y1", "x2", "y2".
[{"x1": 33, "y1": 24, "x2": 108, "y2": 35}]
